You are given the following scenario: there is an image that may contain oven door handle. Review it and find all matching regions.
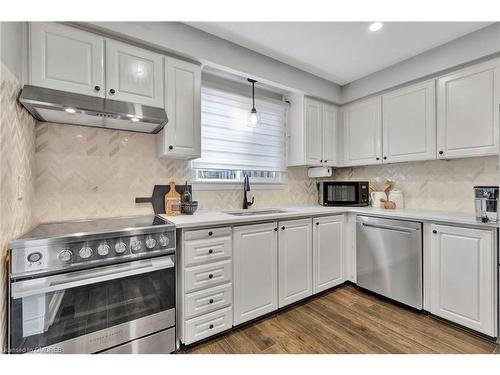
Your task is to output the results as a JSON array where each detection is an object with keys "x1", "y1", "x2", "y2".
[{"x1": 11, "y1": 255, "x2": 175, "y2": 299}]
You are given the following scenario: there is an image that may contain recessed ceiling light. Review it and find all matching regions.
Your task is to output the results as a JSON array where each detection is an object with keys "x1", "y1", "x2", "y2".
[
  {"x1": 369, "y1": 22, "x2": 384, "y2": 32},
  {"x1": 65, "y1": 107, "x2": 76, "y2": 114}
]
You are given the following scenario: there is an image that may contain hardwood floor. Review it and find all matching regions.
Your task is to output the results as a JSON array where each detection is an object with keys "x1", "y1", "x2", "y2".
[{"x1": 184, "y1": 284, "x2": 499, "y2": 354}]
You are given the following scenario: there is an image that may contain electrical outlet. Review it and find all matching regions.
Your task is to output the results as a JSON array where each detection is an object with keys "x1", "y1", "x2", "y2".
[{"x1": 17, "y1": 175, "x2": 25, "y2": 200}]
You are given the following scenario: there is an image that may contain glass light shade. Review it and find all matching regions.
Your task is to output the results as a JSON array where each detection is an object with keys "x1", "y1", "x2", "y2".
[{"x1": 248, "y1": 108, "x2": 260, "y2": 127}]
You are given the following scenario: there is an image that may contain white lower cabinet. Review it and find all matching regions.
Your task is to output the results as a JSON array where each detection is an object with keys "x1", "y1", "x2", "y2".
[
  {"x1": 426, "y1": 224, "x2": 496, "y2": 336},
  {"x1": 278, "y1": 218, "x2": 313, "y2": 308},
  {"x1": 233, "y1": 222, "x2": 278, "y2": 325},
  {"x1": 179, "y1": 227, "x2": 233, "y2": 345},
  {"x1": 313, "y1": 215, "x2": 345, "y2": 294}
]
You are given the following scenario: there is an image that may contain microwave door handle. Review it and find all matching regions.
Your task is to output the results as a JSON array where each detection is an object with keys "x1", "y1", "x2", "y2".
[{"x1": 11, "y1": 256, "x2": 174, "y2": 299}]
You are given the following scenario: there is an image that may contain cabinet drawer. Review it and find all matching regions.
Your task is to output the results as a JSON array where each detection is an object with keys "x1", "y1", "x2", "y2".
[
  {"x1": 184, "y1": 306, "x2": 232, "y2": 345},
  {"x1": 185, "y1": 260, "x2": 232, "y2": 293},
  {"x1": 184, "y1": 227, "x2": 231, "y2": 242},
  {"x1": 185, "y1": 283, "x2": 233, "y2": 319},
  {"x1": 184, "y1": 236, "x2": 232, "y2": 266}
]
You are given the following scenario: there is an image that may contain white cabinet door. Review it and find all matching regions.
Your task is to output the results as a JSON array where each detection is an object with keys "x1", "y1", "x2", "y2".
[
  {"x1": 429, "y1": 224, "x2": 496, "y2": 336},
  {"x1": 278, "y1": 218, "x2": 313, "y2": 308},
  {"x1": 106, "y1": 40, "x2": 163, "y2": 107},
  {"x1": 30, "y1": 23, "x2": 104, "y2": 97},
  {"x1": 313, "y1": 215, "x2": 345, "y2": 294},
  {"x1": 305, "y1": 98, "x2": 323, "y2": 166},
  {"x1": 342, "y1": 97, "x2": 382, "y2": 166},
  {"x1": 322, "y1": 103, "x2": 339, "y2": 166},
  {"x1": 157, "y1": 57, "x2": 201, "y2": 159},
  {"x1": 437, "y1": 59, "x2": 499, "y2": 159},
  {"x1": 233, "y1": 222, "x2": 278, "y2": 325},
  {"x1": 382, "y1": 80, "x2": 436, "y2": 163}
]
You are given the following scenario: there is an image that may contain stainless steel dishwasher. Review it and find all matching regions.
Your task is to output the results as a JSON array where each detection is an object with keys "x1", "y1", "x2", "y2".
[{"x1": 356, "y1": 216, "x2": 422, "y2": 309}]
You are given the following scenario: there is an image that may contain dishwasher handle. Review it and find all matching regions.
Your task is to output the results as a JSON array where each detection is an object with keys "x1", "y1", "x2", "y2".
[{"x1": 361, "y1": 222, "x2": 420, "y2": 234}]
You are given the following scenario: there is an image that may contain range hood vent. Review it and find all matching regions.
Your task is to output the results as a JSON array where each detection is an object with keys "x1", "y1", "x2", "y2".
[{"x1": 19, "y1": 85, "x2": 168, "y2": 134}]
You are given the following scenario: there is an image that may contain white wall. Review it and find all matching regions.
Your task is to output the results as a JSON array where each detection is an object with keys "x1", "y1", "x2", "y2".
[
  {"x1": 0, "y1": 22, "x2": 27, "y2": 83},
  {"x1": 78, "y1": 22, "x2": 342, "y2": 104},
  {"x1": 342, "y1": 23, "x2": 500, "y2": 103}
]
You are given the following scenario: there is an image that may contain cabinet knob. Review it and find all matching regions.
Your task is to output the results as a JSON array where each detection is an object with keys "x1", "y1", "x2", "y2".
[
  {"x1": 208, "y1": 249, "x2": 213, "y2": 254},
  {"x1": 209, "y1": 299, "x2": 214, "y2": 304},
  {"x1": 316, "y1": 222, "x2": 319, "y2": 226},
  {"x1": 274, "y1": 228, "x2": 278, "y2": 231},
  {"x1": 383, "y1": 156, "x2": 387, "y2": 160},
  {"x1": 208, "y1": 231, "x2": 213, "y2": 236},
  {"x1": 324, "y1": 160, "x2": 327, "y2": 163},
  {"x1": 439, "y1": 151, "x2": 444, "y2": 155},
  {"x1": 281, "y1": 226, "x2": 285, "y2": 230},
  {"x1": 109, "y1": 88, "x2": 116, "y2": 94},
  {"x1": 94, "y1": 85, "x2": 101, "y2": 92},
  {"x1": 376, "y1": 157, "x2": 380, "y2": 161},
  {"x1": 432, "y1": 230, "x2": 437, "y2": 234},
  {"x1": 209, "y1": 324, "x2": 214, "y2": 329},
  {"x1": 168, "y1": 145, "x2": 174, "y2": 150},
  {"x1": 320, "y1": 160, "x2": 323, "y2": 163},
  {"x1": 208, "y1": 274, "x2": 213, "y2": 279}
]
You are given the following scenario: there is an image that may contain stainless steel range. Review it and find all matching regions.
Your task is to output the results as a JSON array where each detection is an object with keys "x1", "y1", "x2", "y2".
[{"x1": 8, "y1": 215, "x2": 176, "y2": 354}]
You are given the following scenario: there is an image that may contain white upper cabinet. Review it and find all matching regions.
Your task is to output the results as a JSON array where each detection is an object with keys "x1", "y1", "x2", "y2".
[
  {"x1": 156, "y1": 57, "x2": 201, "y2": 160},
  {"x1": 342, "y1": 96, "x2": 382, "y2": 166},
  {"x1": 286, "y1": 94, "x2": 339, "y2": 167},
  {"x1": 106, "y1": 40, "x2": 164, "y2": 107},
  {"x1": 30, "y1": 23, "x2": 104, "y2": 97},
  {"x1": 382, "y1": 80, "x2": 436, "y2": 163},
  {"x1": 437, "y1": 59, "x2": 499, "y2": 159},
  {"x1": 233, "y1": 222, "x2": 278, "y2": 326},
  {"x1": 304, "y1": 98, "x2": 323, "y2": 165},
  {"x1": 313, "y1": 215, "x2": 345, "y2": 294},
  {"x1": 278, "y1": 218, "x2": 313, "y2": 308},
  {"x1": 428, "y1": 224, "x2": 496, "y2": 336},
  {"x1": 322, "y1": 103, "x2": 340, "y2": 166}
]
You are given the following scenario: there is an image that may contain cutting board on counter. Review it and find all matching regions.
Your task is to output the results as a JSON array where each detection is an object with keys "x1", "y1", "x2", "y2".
[{"x1": 135, "y1": 184, "x2": 192, "y2": 214}]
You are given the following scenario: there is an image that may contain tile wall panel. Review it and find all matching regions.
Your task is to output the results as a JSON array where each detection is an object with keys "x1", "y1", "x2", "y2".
[{"x1": 0, "y1": 63, "x2": 36, "y2": 352}]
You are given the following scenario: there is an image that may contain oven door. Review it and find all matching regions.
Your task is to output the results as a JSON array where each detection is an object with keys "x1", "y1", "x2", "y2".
[
  {"x1": 9, "y1": 255, "x2": 175, "y2": 354},
  {"x1": 323, "y1": 182, "x2": 360, "y2": 206}
]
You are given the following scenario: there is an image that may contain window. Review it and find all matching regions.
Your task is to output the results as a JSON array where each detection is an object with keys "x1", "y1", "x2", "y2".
[{"x1": 193, "y1": 84, "x2": 287, "y2": 186}]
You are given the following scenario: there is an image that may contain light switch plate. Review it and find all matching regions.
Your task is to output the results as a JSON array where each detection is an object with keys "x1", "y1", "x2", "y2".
[{"x1": 17, "y1": 175, "x2": 25, "y2": 200}]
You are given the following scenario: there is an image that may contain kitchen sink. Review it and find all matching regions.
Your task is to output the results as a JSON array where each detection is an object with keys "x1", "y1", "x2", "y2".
[{"x1": 223, "y1": 209, "x2": 289, "y2": 216}]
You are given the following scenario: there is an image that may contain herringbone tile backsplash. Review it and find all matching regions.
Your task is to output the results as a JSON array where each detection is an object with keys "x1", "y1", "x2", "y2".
[
  {"x1": 0, "y1": 64, "x2": 36, "y2": 353},
  {"x1": 34, "y1": 123, "x2": 318, "y2": 223}
]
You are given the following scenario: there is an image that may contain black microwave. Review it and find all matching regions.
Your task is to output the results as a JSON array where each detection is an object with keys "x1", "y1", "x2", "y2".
[{"x1": 318, "y1": 181, "x2": 369, "y2": 206}]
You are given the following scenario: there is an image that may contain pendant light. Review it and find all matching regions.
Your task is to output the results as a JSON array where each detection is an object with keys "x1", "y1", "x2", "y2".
[{"x1": 247, "y1": 78, "x2": 260, "y2": 127}]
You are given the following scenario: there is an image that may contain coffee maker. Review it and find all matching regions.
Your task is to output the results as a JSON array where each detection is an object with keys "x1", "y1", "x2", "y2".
[{"x1": 474, "y1": 186, "x2": 499, "y2": 223}]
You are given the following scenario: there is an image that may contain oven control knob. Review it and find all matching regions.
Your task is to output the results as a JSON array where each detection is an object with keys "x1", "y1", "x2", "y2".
[
  {"x1": 130, "y1": 239, "x2": 143, "y2": 252},
  {"x1": 79, "y1": 246, "x2": 93, "y2": 259},
  {"x1": 97, "y1": 243, "x2": 110, "y2": 256},
  {"x1": 145, "y1": 237, "x2": 157, "y2": 249},
  {"x1": 115, "y1": 241, "x2": 126, "y2": 254},
  {"x1": 58, "y1": 249, "x2": 72, "y2": 263},
  {"x1": 158, "y1": 234, "x2": 169, "y2": 247}
]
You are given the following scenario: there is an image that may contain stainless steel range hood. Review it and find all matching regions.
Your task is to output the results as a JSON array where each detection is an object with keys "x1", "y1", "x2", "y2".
[{"x1": 19, "y1": 85, "x2": 168, "y2": 134}]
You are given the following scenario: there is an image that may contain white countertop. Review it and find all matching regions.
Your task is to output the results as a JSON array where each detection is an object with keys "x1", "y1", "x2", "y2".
[{"x1": 160, "y1": 205, "x2": 499, "y2": 229}]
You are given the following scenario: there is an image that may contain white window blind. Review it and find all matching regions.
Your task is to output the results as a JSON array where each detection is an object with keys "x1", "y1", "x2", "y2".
[{"x1": 192, "y1": 85, "x2": 287, "y2": 173}]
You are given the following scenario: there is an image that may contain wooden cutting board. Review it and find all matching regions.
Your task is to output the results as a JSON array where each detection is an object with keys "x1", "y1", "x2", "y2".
[{"x1": 135, "y1": 184, "x2": 192, "y2": 214}]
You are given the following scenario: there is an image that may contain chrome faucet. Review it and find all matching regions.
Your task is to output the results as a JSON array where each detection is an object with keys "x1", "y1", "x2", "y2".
[{"x1": 243, "y1": 174, "x2": 255, "y2": 209}]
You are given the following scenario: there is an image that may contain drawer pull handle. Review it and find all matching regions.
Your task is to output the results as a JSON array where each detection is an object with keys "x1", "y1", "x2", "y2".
[
  {"x1": 209, "y1": 299, "x2": 214, "y2": 304},
  {"x1": 208, "y1": 231, "x2": 213, "y2": 236},
  {"x1": 208, "y1": 274, "x2": 213, "y2": 279},
  {"x1": 209, "y1": 324, "x2": 214, "y2": 329},
  {"x1": 208, "y1": 249, "x2": 213, "y2": 254}
]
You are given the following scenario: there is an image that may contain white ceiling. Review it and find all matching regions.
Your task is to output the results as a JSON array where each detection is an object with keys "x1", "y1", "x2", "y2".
[{"x1": 186, "y1": 22, "x2": 493, "y2": 85}]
